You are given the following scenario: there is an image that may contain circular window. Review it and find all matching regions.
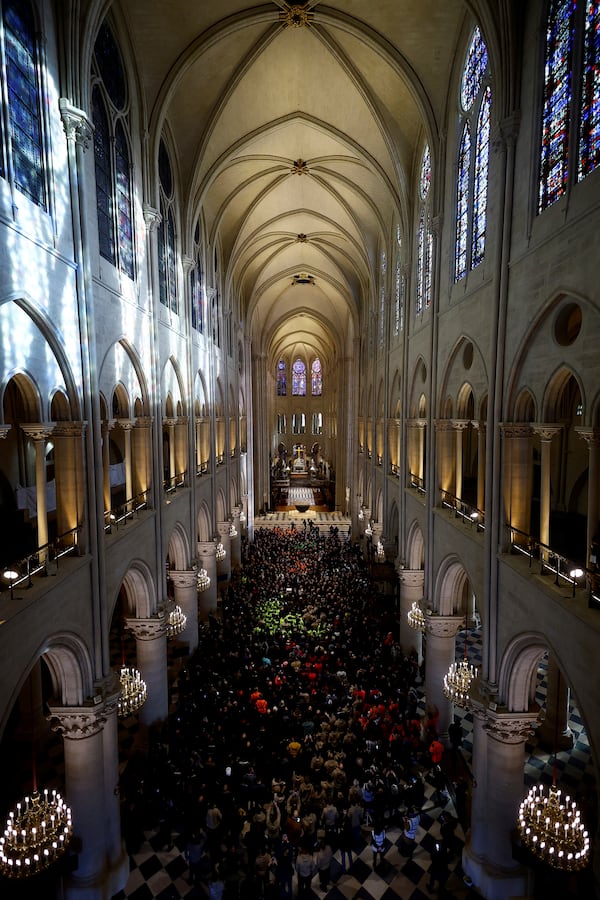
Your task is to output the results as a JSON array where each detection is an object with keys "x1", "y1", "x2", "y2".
[
  {"x1": 463, "y1": 341, "x2": 474, "y2": 370},
  {"x1": 554, "y1": 303, "x2": 582, "y2": 346}
]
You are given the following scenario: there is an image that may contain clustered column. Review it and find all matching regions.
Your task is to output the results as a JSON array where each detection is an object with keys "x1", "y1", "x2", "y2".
[
  {"x1": 169, "y1": 568, "x2": 200, "y2": 654},
  {"x1": 424, "y1": 614, "x2": 464, "y2": 736},
  {"x1": 125, "y1": 613, "x2": 168, "y2": 729},
  {"x1": 398, "y1": 568, "x2": 425, "y2": 659}
]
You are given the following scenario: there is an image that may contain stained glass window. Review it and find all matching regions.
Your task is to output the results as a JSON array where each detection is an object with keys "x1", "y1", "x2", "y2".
[
  {"x1": 311, "y1": 358, "x2": 322, "y2": 396},
  {"x1": 292, "y1": 359, "x2": 306, "y2": 396},
  {"x1": 416, "y1": 143, "x2": 432, "y2": 315},
  {"x1": 191, "y1": 257, "x2": 204, "y2": 333},
  {"x1": 472, "y1": 86, "x2": 491, "y2": 268},
  {"x1": 539, "y1": 0, "x2": 575, "y2": 210},
  {"x1": 3, "y1": 0, "x2": 45, "y2": 207},
  {"x1": 277, "y1": 359, "x2": 287, "y2": 396},
  {"x1": 115, "y1": 122, "x2": 134, "y2": 278},
  {"x1": 92, "y1": 87, "x2": 115, "y2": 265},
  {"x1": 158, "y1": 139, "x2": 178, "y2": 312},
  {"x1": 461, "y1": 26, "x2": 488, "y2": 111},
  {"x1": 379, "y1": 251, "x2": 387, "y2": 345},
  {"x1": 92, "y1": 19, "x2": 135, "y2": 276},
  {"x1": 455, "y1": 25, "x2": 491, "y2": 281},
  {"x1": 578, "y1": 0, "x2": 600, "y2": 179},
  {"x1": 393, "y1": 224, "x2": 403, "y2": 335}
]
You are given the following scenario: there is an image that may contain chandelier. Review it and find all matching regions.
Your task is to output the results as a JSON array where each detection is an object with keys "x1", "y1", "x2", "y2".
[
  {"x1": 517, "y1": 668, "x2": 589, "y2": 871},
  {"x1": 197, "y1": 568, "x2": 211, "y2": 592},
  {"x1": 166, "y1": 601, "x2": 187, "y2": 638},
  {"x1": 407, "y1": 601, "x2": 426, "y2": 632},
  {"x1": 239, "y1": 510, "x2": 246, "y2": 523},
  {"x1": 443, "y1": 658, "x2": 478, "y2": 707},
  {"x1": 358, "y1": 507, "x2": 364, "y2": 521},
  {"x1": 118, "y1": 666, "x2": 147, "y2": 717},
  {"x1": 215, "y1": 542, "x2": 226, "y2": 561},
  {"x1": 518, "y1": 785, "x2": 589, "y2": 870},
  {"x1": 229, "y1": 522, "x2": 238, "y2": 538},
  {"x1": 0, "y1": 788, "x2": 73, "y2": 877},
  {"x1": 364, "y1": 522, "x2": 373, "y2": 537},
  {"x1": 375, "y1": 540, "x2": 385, "y2": 561}
]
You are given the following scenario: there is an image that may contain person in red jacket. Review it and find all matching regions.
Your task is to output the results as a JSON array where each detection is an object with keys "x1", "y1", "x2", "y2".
[{"x1": 429, "y1": 738, "x2": 444, "y2": 766}]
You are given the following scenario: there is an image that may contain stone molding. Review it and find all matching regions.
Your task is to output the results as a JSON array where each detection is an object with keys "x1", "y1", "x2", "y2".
[
  {"x1": 169, "y1": 569, "x2": 198, "y2": 589},
  {"x1": 59, "y1": 98, "x2": 94, "y2": 149},
  {"x1": 425, "y1": 614, "x2": 464, "y2": 638},
  {"x1": 125, "y1": 614, "x2": 167, "y2": 641},
  {"x1": 21, "y1": 422, "x2": 55, "y2": 442},
  {"x1": 484, "y1": 709, "x2": 539, "y2": 744},
  {"x1": 48, "y1": 705, "x2": 107, "y2": 740}
]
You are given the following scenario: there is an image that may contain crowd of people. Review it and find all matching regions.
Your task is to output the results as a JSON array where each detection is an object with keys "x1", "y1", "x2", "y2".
[{"x1": 121, "y1": 523, "x2": 460, "y2": 897}]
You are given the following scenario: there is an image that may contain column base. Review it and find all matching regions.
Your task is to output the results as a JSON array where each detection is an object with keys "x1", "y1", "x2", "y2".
[
  {"x1": 463, "y1": 841, "x2": 532, "y2": 900},
  {"x1": 64, "y1": 846, "x2": 129, "y2": 900}
]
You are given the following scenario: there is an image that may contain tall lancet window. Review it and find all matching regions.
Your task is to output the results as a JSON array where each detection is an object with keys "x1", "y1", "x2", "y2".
[
  {"x1": 292, "y1": 359, "x2": 306, "y2": 396},
  {"x1": 454, "y1": 25, "x2": 491, "y2": 281},
  {"x1": 158, "y1": 138, "x2": 178, "y2": 312},
  {"x1": 311, "y1": 358, "x2": 322, "y2": 396},
  {"x1": 277, "y1": 359, "x2": 287, "y2": 396},
  {"x1": 92, "y1": 19, "x2": 134, "y2": 277},
  {"x1": 416, "y1": 143, "x2": 432, "y2": 315}
]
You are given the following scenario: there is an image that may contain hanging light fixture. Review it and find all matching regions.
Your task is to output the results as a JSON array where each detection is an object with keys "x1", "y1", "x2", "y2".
[
  {"x1": 517, "y1": 669, "x2": 589, "y2": 871},
  {"x1": 239, "y1": 510, "x2": 246, "y2": 523},
  {"x1": 0, "y1": 675, "x2": 73, "y2": 878},
  {"x1": 375, "y1": 540, "x2": 385, "y2": 562},
  {"x1": 407, "y1": 601, "x2": 426, "y2": 632},
  {"x1": 443, "y1": 616, "x2": 477, "y2": 708},
  {"x1": 166, "y1": 601, "x2": 187, "y2": 638},
  {"x1": 364, "y1": 521, "x2": 373, "y2": 537},
  {"x1": 197, "y1": 568, "x2": 211, "y2": 592},
  {"x1": 358, "y1": 507, "x2": 365, "y2": 521},
  {"x1": 118, "y1": 637, "x2": 147, "y2": 717},
  {"x1": 229, "y1": 522, "x2": 238, "y2": 538},
  {"x1": 215, "y1": 542, "x2": 226, "y2": 561}
]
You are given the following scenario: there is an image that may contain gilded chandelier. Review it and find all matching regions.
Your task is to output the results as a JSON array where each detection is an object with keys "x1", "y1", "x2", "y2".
[
  {"x1": 518, "y1": 784, "x2": 589, "y2": 871},
  {"x1": 0, "y1": 788, "x2": 73, "y2": 877},
  {"x1": 407, "y1": 601, "x2": 426, "y2": 632}
]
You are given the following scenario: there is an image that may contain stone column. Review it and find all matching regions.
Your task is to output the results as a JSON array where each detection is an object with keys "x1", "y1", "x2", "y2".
[
  {"x1": 197, "y1": 540, "x2": 218, "y2": 617},
  {"x1": 101, "y1": 685, "x2": 128, "y2": 893},
  {"x1": 399, "y1": 569, "x2": 425, "y2": 658},
  {"x1": 575, "y1": 428, "x2": 600, "y2": 568},
  {"x1": 53, "y1": 422, "x2": 87, "y2": 542},
  {"x1": 435, "y1": 420, "x2": 454, "y2": 497},
  {"x1": 116, "y1": 418, "x2": 135, "y2": 507},
  {"x1": 101, "y1": 420, "x2": 115, "y2": 515},
  {"x1": 48, "y1": 704, "x2": 120, "y2": 895},
  {"x1": 169, "y1": 569, "x2": 199, "y2": 654},
  {"x1": 532, "y1": 424, "x2": 562, "y2": 557},
  {"x1": 466, "y1": 706, "x2": 489, "y2": 859},
  {"x1": 125, "y1": 614, "x2": 168, "y2": 729},
  {"x1": 21, "y1": 424, "x2": 55, "y2": 560},
  {"x1": 500, "y1": 424, "x2": 532, "y2": 536},
  {"x1": 537, "y1": 655, "x2": 573, "y2": 750},
  {"x1": 451, "y1": 420, "x2": 471, "y2": 503},
  {"x1": 424, "y1": 614, "x2": 464, "y2": 736},
  {"x1": 230, "y1": 506, "x2": 242, "y2": 569},
  {"x1": 473, "y1": 421, "x2": 486, "y2": 513},
  {"x1": 163, "y1": 417, "x2": 177, "y2": 487},
  {"x1": 216, "y1": 522, "x2": 232, "y2": 581},
  {"x1": 175, "y1": 416, "x2": 189, "y2": 481},
  {"x1": 464, "y1": 709, "x2": 538, "y2": 898}
]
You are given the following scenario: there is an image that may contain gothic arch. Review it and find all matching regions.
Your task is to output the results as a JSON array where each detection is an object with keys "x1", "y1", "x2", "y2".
[
  {"x1": 197, "y1": 500, "x2": 212, "y2": 542},
  {"x1": 166, "y1": 523, "x2": 191, "y2": 571},
  {"x1": 434, "y1": 556, "x2": 470, "y2": 616},
  {"x1": 498, "y1": 632, "x2": 549, "y2": 712},
  {"x1": 120, "y1": 562, "x2": 157, "y2": 620},
  {"x1": 41, "y1": 633, "x2": 96, "y2": 707},
  {"x1": 406, "y1": 520, "x2": 425, "y2": 570}
]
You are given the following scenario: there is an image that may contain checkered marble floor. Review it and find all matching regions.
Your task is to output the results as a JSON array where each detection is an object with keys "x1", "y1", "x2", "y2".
[{"x1": 112, "y1": 775, "x2": 475, "y2": 899}]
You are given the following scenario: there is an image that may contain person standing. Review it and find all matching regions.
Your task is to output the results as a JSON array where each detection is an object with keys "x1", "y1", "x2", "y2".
[
  {"x1": 316, "y1": 834, "x2": 333, "y2": 891},
  {"x1": 296, "y1": 846, "x2": 316, "y2": 897},
  {"x1": 401, "y1": 807, "x2": 420, "y2": 857},
  {"x1": 427, "y1": 839, "x2": 449, "y2": 893}
]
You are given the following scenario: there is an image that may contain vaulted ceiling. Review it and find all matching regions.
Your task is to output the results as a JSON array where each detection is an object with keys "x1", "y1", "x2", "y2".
[{"x1": 120, "y1": 0, "x2": 469, "y2": 368}]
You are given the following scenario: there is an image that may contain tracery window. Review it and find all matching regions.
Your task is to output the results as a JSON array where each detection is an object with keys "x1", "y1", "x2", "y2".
[
  {"x1": 454, "y1": 26, "x2": 491, "y2": 281},
  {"x1": 292, "y1": 413, "x2": 306, "y2": 434},
  {"x1": 379, "y1": 250, "x2": 387, "y2": 345},
  {"x1": 0, "y1": 0, "x2": 46, "y2": 208},
  {"x1": 277, "y1": 359, "x2": 287, "y2": 396},
  {"x1": 393, "y1": 224, "x2": 404, "y2": 336},
  {"x1": 292, "y1": 359, "x2": 306, "y2": 396},
  {"x1": 539, "y1": 0, "x2": 600, "y2": 211},
  {"x1": 312, "y1": 412, "x2": 323, "y2": 435},
  {"x1": 416, "y1": 143, "x2": 432, "y2": 314},
  {"x1": 158, "y1": 138, "x2": 177, "y2": 312},
  {"x1": 190, "y1": 222, "x2": 204, "y2": 333},
  {"x1": 311, "y1": 358, "x2": 322, "y2": 396},
  {"x1": 92, "y1": 19, "x2": 134, "y2": 277}
]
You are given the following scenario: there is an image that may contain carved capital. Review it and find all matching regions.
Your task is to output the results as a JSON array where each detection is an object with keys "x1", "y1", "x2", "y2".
[
  {"x1": 434, "y1": 419, "x2": 453, "y2": 433},
  {"x1": 125, "y1": 614, "x2": 167, "y2": 641},
  {"x1": 484, "y1": 708, "x2": 539, "y2": 744},
  {"x1": 425, "y1": 614, "x2": 464, "y2": 638},
  {"x1": 198, "y1": 540, "x2": 217, "y2": 559},
  {"x1": 116, "y1": 417, "x2": 136, "y2": 431},
  {"x1": 182, "y1": 254, "x2": 195, "y2": 275},
  {"x1": 52, "y1": 421, "x2": 87, "y2": 439},
  {"x1": 48, "y1": 705, "x2": 106, "y2": 739},
  {"x1": 471, "y1": 420, "x2": 485, "y2": 434},
  {"x1": 0, "y1": 424, "x2": 11, "y2": 439},
  {"x1": 500, "y1": 423, "x2": 531, "y2": 439},
  {"x1": 399, "y1": 569, "x2": 425, "y2": 588},
  {"x1": 59, "y1": 98, "x2": 94, "y2": 149},
  {"x1": 21, "y1": 423, "x2": 55, "y2": 442},
  {"x1": 134, "y1": 415, "x2": 154, "y2": 428},
  {"x1": 102, "y1": 418, "x2": 116, "y2": 434},
  {"x1": 143, "y1": 204, "x2": 161, "y2": 232},
  {"x1": 451, "y1": 419, "x2": 471, "y2": 431},
  {"x1": 530, "y1": 423, "x2": 563, "y2": 442},
  {"x1": 163, "y1": 417, "x2": 178, "y2": 428},
  {"x1": 169, "y1": 569, "x2": 198, "y2": 589},
  {"x1": 575, "y1": 427, "x2": 600, "y2": 448}
]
